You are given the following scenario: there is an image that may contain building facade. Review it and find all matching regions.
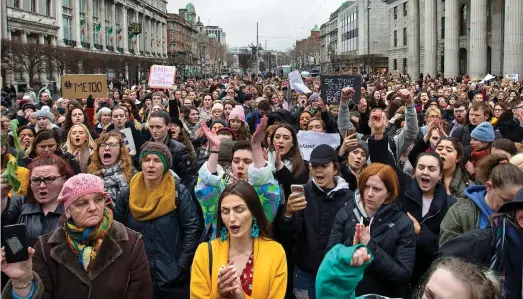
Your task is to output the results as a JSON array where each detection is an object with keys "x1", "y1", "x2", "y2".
[
  {"x1": 319, "y1": 0, "x2": 389, "y2": 74},
  {"x1": 319, "y1": 5, "x2": 341, "y2": 73},
  {"x1": 204, "y1": 25, "x2": 226, "y2": 46},
  {"x1": 295, "y1": 26, "x2": 321, "y2": 70},
  {"x1": 1, "y1": 0, "x2": 167, "y2": 89},
  {"x1": 166, "y1": 7, "x2": 198, "y2": 76},
  {"x1": 386, "y1": 0, "x2": 523, "y2": 79}
]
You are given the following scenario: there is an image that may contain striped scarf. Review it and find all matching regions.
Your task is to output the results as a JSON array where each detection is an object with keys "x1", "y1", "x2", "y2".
[{"x1": 65, "y1": 208, "x2": 113, "y2": 271}]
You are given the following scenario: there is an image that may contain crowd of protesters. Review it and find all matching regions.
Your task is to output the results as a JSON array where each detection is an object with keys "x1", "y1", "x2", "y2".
[{"x1": 1, "y1": 72, "x2": 523, "y2": 299}]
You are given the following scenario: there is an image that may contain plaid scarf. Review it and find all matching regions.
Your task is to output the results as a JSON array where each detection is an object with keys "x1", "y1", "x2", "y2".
[
  {"x1": 100, "y1": 164, "x2": 129, "y2": 201},
  {"x1": 65, "y1": 208, "x2": 113, "y2": 271}
]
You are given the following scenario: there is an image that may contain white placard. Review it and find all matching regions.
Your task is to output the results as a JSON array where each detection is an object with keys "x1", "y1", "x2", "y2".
[
  {"x1": 479, "y1": 73, "x2": 496, "y2": 84},
  {"x1": 505, "y1": 74, "x2": 519, "y2": 81},
  {"x1": 148, "y1": 65, "x2": 176, "y2": 88},
  {"x1": 289, "y1": 70, "x2": 312, "y2": 94},
  {"x1": 296, "y1": 131, "x2": 340, "y2": 161},
  {"x1": 120, "y1": 128, "x2": 136, "y2": 156}
]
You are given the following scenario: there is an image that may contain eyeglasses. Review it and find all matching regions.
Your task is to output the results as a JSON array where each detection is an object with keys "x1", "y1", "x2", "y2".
[
  {"x1": 30, "y1": 176, "x2": 64, "y2": 185},
  {"x1": 454, "y1": 109, "x2": 466, "y2": 114},
  {"x1": 494, "y1": 108, "x2": 503, "y2": 112},
  {"x1": 100, "y1": 142, "x2": 119, "y2": 149}
]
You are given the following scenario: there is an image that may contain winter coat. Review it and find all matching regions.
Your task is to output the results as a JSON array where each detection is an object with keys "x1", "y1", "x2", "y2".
[
  {"x1": 278, "y1": 177, "x2": 353, "y2": 276},
  {"x1": 1, "y1": 196, "x2": 63, "y2": 246},
  {"x1": 326, "y1": 194, "x2": 416, "y2": 298},
  {"x1": 496, "y1": 117, "x2": 523, "y2": 143},
  {"x1": 338, "y1": 102, "x2": 419, "y2": 163},
  {"x1": 439, "y1": 185, "x2": 493, "y2": 245},
  {"x1": 194, "y1": 162, "x2": 280, "y2": 239},
  {"x1": 451, "y1": 123, "x2": 502, "y2": 147},
  {"x1": 439, "y1": 227, "x2": 522, "y2": 299},
  {"x1": 368, "y1": 135, "x2": 456, "y2": 285},
  {"x1": 1, "y1": 221, "x2": 153, "y2": 299},
  {"x1": 160, "y1": 136, "x2": 193, "y2": 186},
  {"x1": 114, "y1": 179, "x2": 202, "y2": 296}
]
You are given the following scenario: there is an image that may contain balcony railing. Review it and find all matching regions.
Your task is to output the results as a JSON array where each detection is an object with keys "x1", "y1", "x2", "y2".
[
  {"x1": 107, "y1": 46, "x2": 114, "y2": 51},
  {"x1": 140, "y1": 51, "x2": 144, "y2": 55},
  {"x1": 64, "y1": 39, "x2": 76, "y2": 47},
  {"x1": 94, "y1": 44, "x2": 103, "y2": 50},
  {"x1": 117, "y1": 47, "x2": 123, "y2": 53},
  {"x1": 146, "y1": 51, "x2": 150, "y2": 55},
  {"x1": 81, "y1": 42, "x2": 90, "y2": 48},
  {"x1": 129, "y1": 49, "x2": 135, "y2": 54}
]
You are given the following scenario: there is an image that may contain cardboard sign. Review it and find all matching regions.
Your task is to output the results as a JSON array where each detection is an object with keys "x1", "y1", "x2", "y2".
[
  {"x1": 296, "y1": 131, "x2": 340, "y2": 161},
  {"x1": 321, "y1": 75, "x2": 362, "y2": 104},
  {"x1": 289, "y1": 70, "x2": 312, "y2": 94},
  {"x1": 148, "y1": 65, "x2": 176, "y2": 88},
  {"x1": 505, "y1": 74, "x2": 519, "y2": 81},
  {"x1": 391, "y1": 70, "x2": 401, "y2": 79},
  {"x1": 120, "y1": 128, "x2": 136, "y2": 156},
  {"x1": 61, "y1": 74, "x2": 108, "y2": 99}
]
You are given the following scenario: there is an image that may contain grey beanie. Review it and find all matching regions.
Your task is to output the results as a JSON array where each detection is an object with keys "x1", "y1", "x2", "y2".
[
  {"x1": 34, "y1": 106, "x2": 53, "y2": 121},
  {"x1": 347, "y1": 140, "x2": 369, "y2": 157}
]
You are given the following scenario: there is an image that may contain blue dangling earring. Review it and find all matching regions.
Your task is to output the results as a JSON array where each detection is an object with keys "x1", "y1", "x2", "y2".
[
  {"x1": 220, "y1": 226, "x2": 228, "y2": 241},
  {"x1": 251, "y1": 218, "x2": 259, "y2": 238}
]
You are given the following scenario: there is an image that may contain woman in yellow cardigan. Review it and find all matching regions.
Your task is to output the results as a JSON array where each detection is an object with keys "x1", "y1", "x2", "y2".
[{"x1": 190, "y1": 181, "x2": 287, "y2": 299}]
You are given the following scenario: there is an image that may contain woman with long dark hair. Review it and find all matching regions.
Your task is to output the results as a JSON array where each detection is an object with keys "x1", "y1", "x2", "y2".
[{"x1": 191, "y1": 181, "x2": 287, "y2": 298}]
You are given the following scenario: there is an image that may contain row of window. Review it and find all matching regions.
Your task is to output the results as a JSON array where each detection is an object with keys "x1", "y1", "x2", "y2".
[
  {"x1": 393, "y1": 3, "x2": 408, "y2": 20},
  {"x1": 11, "y1": 0, "x2": 51, "y2": 16},
  {"x1": 393, "y1": 28, "x2": 408, "y2": 47}
]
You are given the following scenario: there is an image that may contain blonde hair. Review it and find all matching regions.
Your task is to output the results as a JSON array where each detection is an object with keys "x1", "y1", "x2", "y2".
[
  {"x1": 64, "y1": 124, "x2": 96, "y2": 153},
  {"x1": 425, "y1": 107, "x2": 442, "y2": 117}
]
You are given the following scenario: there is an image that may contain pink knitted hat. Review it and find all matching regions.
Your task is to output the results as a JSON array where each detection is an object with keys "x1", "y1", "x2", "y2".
[
  {"x1": 228, "y1": 105, "x2": 246, "y2": 123},
  {"x1": 57, "y1": 174, "x2": 106, "y2": 210}
]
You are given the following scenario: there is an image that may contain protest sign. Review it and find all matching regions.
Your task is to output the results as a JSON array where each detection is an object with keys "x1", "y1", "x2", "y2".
[
  {"x1": 391, "y1": 70, "x2": 401, "y2": 79},
  {"x1": 120, "y1": 128, "x2": 136, "y2": 156},
  {"x1": 289, "y1": 70, "x2": 312, "y2": 94},
  {"x1": 148, "y1": 65, "x2": 176, "y2": 88},
  {"x1": 321, "y1": 75, "x2": 362, "y2": 104},
  {"x1": 297, "y1": 131, "x2": 340, "y2": 161},
  {"x1": 61, "y1": 74, "x2": 108, "y2": 99},
  {"x1": 505, "y1": 74, "x2": 519, "y2": 81},
  {"x1": 479, "y1": 74, "x2": 496, "y2": 84}
]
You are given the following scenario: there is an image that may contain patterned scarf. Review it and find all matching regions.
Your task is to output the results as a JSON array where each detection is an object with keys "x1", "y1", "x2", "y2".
[{"x1": 65, "y1": 208, "x2": 113, "y2": 271}]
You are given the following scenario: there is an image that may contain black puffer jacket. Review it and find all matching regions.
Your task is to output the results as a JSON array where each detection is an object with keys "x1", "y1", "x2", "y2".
[
  {"x1": 368, "y1": 136, "x2": 456, "y2": 286},
  {"x1": 327, "y1": 194, "x2": 416, "y2": 298},
  {"x1": 278, "y1": 177, "x2": 353, "y2": 276},
  {"x1": 1, "y1": 196, "x2": 64, "y2": 246},
  {"x1": 161, "y1": 136, "x2": 193, "y2": 186},
  {"x1": 114, "y1": 179, "x2": 202, "y2": 296}
]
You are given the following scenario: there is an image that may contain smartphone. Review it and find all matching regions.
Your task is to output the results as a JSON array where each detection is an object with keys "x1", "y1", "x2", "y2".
[
  {"x1": 347, "y1": 128, "x2": 356, "y2": 137},
  {"x1": 291, "y1": 184, "x2": 304, "y2": 194},
  {"x1": 2, "y1": 224, "x2": 29, "y2": 263}
]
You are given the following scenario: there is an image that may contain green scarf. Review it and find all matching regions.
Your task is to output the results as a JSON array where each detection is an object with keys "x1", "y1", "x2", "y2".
[{"x1": 65, "y1": 208, "x2": 113, "y2": 271}]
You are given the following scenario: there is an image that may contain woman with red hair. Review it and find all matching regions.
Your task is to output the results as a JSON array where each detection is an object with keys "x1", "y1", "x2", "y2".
[{"x1": 326, "y1": 163, "x2": 416, "y2": 298}]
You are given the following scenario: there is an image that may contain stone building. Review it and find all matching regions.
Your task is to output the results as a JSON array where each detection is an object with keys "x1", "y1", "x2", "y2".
[
  {"x1": 386, "y1": 0, "x2": 523, "y2": 79},
  {"x1": 319, "y1": 4, "x2": 342, "y2": 73},
  {"x1": 295, "y1": 26, "x2": 321, "y2": 70},
  {"x1": 1, "y1": 0, "x2": 168, "y2": 89},
  {"x1": 166, "y1": 4, "x2": 198, "y2": 76}
]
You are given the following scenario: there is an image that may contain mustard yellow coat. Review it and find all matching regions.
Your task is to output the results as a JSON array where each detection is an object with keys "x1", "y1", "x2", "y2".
[{"x1": 190, "y1": 237, "x2": 287, "y2": 299}]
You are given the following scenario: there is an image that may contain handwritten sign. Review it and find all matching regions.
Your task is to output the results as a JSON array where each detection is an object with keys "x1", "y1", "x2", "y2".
[
  {"x1": 505, "y1": 74, "x2": 519, "y2": 81},
  {"x1": 148, "y1": 65, "x2": 176, "y2": 88},
  {"x1": 320, "y1": 75, "x2": 362, "y2": 104},
  {"x1": 120, "y1": 128, "x2": 136, "y2": 156},
  {"x1": 297, "y1": 131, "x2": 340, "y2": 161},
  {"x1": 289, "y1": 70, "x2": 311, "y2": 94},
  {"x1": 61, "y1": 74, "x2": 108, "y2": 99}
]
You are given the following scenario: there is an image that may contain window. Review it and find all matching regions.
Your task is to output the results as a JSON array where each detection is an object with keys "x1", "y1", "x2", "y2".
[
  {"x1": 460, "y1": 4, "x2": 467, "y2": 36},
  {"x1": 403, "y1": 3, "x2": 407, "y2": 16},
  {"x1": 93, "y1": 0, "x2": 98, "y2": 17},
  {"x1": 62, "y1": 0, "x2": 70, "y2": 8},
  {"x1": 170, "y1": 31, "x2": 174, "y2": 40},
  {"x1": 30, "y1": 0, "x2": 36, "y2": 11},
  {"x1": 403, "y1": 58, "x2": 407, "y2": 74},
  {"x1": 393, "y1": 59, "x2": 397, "y2": 70},
  {"x1": 105, "y1": 0, "x2": 111, "y2": 21},
  {"x1": 441, "y1": 17, "x2": 445, "y2": 39},
  {"x1": 394, "y1": 6, "x2": 397, "y2": 20},
  {"x1": 45, "y1": 0, "x2": 51, "y2": 15},
  {"x1": 403, "y1": 27, "x2": 407, "y2": 45},
  {"x1": 12, "y1": 0, "x2": 20, "y2": 8},
  {"x1": 79, "y1": 0, "x2": 85, "y2": 12},
  {"x1": 394, "y1": 30, "x2": 397, "y2": 47},
  {"x1": 63, "y1": 16, "x2": 72, "y2": 40}
]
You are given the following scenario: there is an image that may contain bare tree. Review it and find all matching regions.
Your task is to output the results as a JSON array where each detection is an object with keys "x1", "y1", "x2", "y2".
[
  {"x1": 238, "y1": 54, "x2": 253, "y2": 74},
  {"x1": 2, "y1": 39, "x2": 47, "y2": 87}
]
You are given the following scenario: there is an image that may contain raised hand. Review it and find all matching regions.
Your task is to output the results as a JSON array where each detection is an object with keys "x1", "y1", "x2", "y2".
[
  {"x1": 251, "y1": 116, "x2": 268, "y2": 147},
  {"x1": 285, "y1": 192, "x2": 307, "y2": 217},
  {"x1": 350, "y1": 247, "x2": 371, "y2": 267},
  {"x1": 341, "y1": 87, "x2": 355, "y2": 103},
  {"x1": 1, "y1": 247, "x2": 34, "y2": 282},
  {"x1": 398, "y1": 89, "x2": 413, "y2": 106},
  {"x1": 201, "y1": 122, "x2": 220, "y2": 150}
]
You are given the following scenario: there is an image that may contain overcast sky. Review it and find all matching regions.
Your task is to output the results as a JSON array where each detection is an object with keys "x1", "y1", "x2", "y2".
[{"x1": 166, "y1": 0, "x2": 344, "y2": 51}]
